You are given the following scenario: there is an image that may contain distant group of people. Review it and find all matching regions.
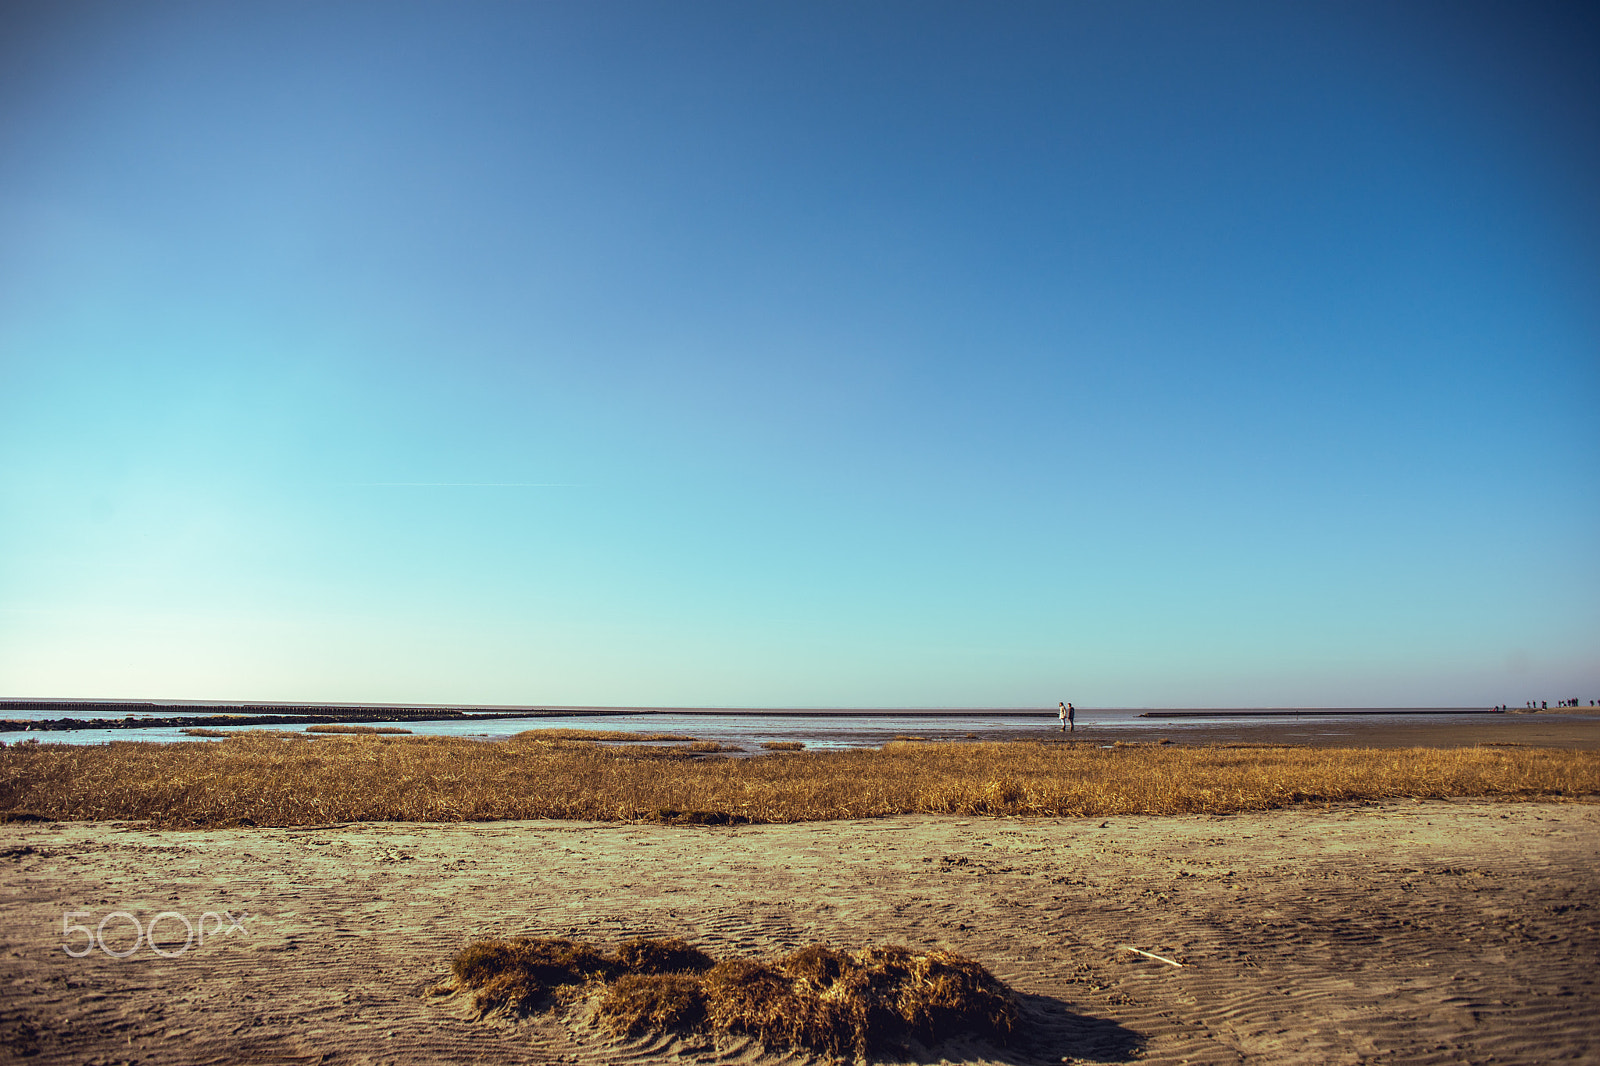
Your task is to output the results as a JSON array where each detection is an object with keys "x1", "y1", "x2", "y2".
[
  {"x1": 1057, "y1": 701, "x2": 1075, "y2": 732},
  {"x1": 1499, "y1": 699, "x2": 1596, "y2": 711}
]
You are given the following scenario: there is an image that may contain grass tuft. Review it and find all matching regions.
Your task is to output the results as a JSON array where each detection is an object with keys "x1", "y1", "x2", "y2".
[
  {"x1": 512, "y1": 729, "x2": 696, "y2": 743},
  {"x1": 760, "y1": 741, "x2": 805, "y2": 751},
  {"x1": 599, "y1": 973, "x2": 708, "y2": 1035},
  {"x1": 615, "y1": 937, "x2": 714, "y2": 975},
  {"x1": 448, "y1": 936, "x2": 1015, "y2": 1055},
  {"x1": 448, "y1": 937, "x2": 616, "y2": 1015},
  {"x1": 305, "y1": 724, "x2": 413, "y2": 734}
]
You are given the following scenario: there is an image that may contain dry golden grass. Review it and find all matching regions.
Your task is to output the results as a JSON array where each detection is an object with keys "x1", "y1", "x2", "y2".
[
  {"x1": 440, "y1": 935, "x2": 713, "y2": 1018},
  {"x1": 442, "y1": 937, "x2": 608, "y2": 1016},
  {"x1": 0, "y1": 734, "x2": 1594, "y2": 829},
  {"x1": 687, "y1": 741, "x2": 744, "y2": 753},
  {"x1": 691, "y1": 944, "x2": 1016, "y2": 1056},
  {"x1": 615, "y1": 938, "x2": 715, "y2": 975},
  {"x1": 760, "y1": 741, "x2": 805, "y2": 751},
  {"x1": 601, "y1": 973, "x2": 707, "y2": 1036},
  {"x1": 442, "y1": 936, "x2": 1015, "y2": 1056},
  {"x1": 512, "y1": 728, "x2": 696, "y2": 743}
]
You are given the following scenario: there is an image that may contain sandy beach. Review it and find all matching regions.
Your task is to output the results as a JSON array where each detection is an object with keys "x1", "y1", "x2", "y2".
[{"x1": 2, "y1": 799, "x2": 1595, "y2": 1064}]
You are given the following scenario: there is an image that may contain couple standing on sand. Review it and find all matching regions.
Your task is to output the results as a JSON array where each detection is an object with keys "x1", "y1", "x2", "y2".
[{"x1": 1058, "y1": 701, "x2": 1075, "y2": 732}]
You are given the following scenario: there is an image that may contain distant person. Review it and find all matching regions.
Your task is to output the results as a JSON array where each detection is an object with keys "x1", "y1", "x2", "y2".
[
  {"x1": 1068, "y1": 702, "x2": 1076, "y2": 731},
  {"x1": 1058, "y1": 702, "x2": 1067, "y2": 732}
]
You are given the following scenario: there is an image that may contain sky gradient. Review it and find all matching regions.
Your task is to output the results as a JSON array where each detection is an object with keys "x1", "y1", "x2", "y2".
[{"x1": 1, "y1": 1, "x2": 1596, "y2": 707}]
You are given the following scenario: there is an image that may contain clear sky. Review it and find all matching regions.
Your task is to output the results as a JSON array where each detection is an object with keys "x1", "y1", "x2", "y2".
[{"x1": 1, "y1": 1, "x2": 1596, "y2": 708}]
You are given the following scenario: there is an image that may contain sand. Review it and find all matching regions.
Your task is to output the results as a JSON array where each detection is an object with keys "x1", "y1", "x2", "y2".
[{"x1": 1, "y1": 800, "x2": 1596, "y2": 1065}]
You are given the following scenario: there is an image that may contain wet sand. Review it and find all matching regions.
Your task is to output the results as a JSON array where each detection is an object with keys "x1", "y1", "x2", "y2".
[
  {"x1": 1041, "y1": 711, "x2": 1600, "y2": 750},
  {"x1": 830, "y1": 711, "x2": 1600, "y2": 754},
  {"x1": 2, "y1": 799, "x2": 1596, "y2": 1064}
]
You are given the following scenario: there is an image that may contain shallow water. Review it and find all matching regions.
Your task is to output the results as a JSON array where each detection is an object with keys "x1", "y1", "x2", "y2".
[{"x1": 0, "y1": 707, "x2": 1501, "y2": 751}]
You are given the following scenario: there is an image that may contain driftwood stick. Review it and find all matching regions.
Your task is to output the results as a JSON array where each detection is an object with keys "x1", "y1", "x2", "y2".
[{"x1": 1117, "y1": 944, "x2": 1184, "y2": 967}]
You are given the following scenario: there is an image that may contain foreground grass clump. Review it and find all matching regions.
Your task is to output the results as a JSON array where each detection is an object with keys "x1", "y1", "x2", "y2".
[
  {"x1": 691, "y1": 945, "x2": 1014, "y2": 1056},
  {"x1": 443, "y1": 936, "x2": 1015, "y2": 1057},
  {"x1": 1, "y1": 735, "x2": 1595, "y2": 828},
  {"x1": 449, "y1": 937, "x2": 623, "y2": 1014}
]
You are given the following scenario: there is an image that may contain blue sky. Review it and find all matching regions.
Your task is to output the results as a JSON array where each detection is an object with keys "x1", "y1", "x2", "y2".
[{"x1": 1, "y1": 1, "x2": 1596, "y2": 707}]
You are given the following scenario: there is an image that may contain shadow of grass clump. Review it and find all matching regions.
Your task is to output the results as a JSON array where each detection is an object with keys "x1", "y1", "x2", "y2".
[
  {"x1": 445, "y1": 936, "x2": 1016, "y2": 1057},
  {"x1": 643, "y1": 808, "x2": 752, "y2": 826}
]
